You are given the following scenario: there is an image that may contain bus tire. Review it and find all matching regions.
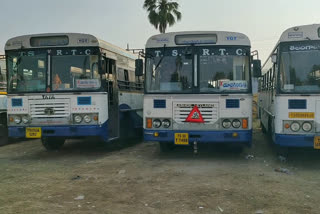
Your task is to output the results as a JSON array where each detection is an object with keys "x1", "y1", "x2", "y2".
[
  {"x1": 42, "y1": 137, "x2": 65, "y2": 151},
  {"x1": 159, "y1": 142, "x2": 174, "y2": 152}
]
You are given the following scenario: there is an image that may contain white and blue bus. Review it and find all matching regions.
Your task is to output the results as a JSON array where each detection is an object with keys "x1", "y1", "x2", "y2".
[
  {"x1": 0, "y1": 55, "x2": 8, "y2": 144},
  {"x1": 5, "y1": 33, "x2": 143, "y2": 150},
  {"x1": 143, "y1": 31, "x2": 261, "y2": 152},
  {"x1": 259, "y1": 24, "x2": 320, "y2": 151}
]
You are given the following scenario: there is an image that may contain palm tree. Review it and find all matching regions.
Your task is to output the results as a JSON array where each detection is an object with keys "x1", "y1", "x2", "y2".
[{"x1": 143, "y1": 0, "x2": 182, "y2": 33}]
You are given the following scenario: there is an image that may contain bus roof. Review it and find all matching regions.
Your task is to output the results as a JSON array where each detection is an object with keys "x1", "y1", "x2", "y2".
[
  {"x1": 5, "y1": 33, "x2": 137, "y2": 59},
  {"x1": 262, "y1": 24, "x2": 320, "y2": 69},
  {"x1": 146, "y1": 31, "x2": 251, "y2": 48},
  {"x1": 278, "y1": 24, "x2": 320, "y2": 43}
]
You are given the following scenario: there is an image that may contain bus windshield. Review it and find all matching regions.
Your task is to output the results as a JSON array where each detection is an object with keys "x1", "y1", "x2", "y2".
[
  {"x1": 280, "y1": 41, "x2": 320, "y2": 93},
  {"x1": 145, "y1": 48, "x2": 193, "y2": 93},
  {"x1": 0, "y1": 59, "x2": 6, "y2": 92},
  {"x1": 52, "y1": 55, "x2": 100, "y2": 91},
  {"x1": 7, "y1": 51, "x2": 47, "y2": 93},
  {"x1": 7, "y1": 48, "x2": 100, "y2": 93},
  {"x1": 145, "y1": 46, "x2": 250, "y2": 93}
]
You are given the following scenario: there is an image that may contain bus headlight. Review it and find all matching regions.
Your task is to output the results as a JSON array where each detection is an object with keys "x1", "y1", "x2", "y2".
[
  {"x1": 153, "y1": 119, "x2": 162, "y2": 128},
  {"x1": 162, "y1": 119, "x2": 171, "y2": 128},
  {"x1": 290, "y1": 122, "x2": 300, "y2": 132},
  {"x1": 74, "y1": 115, "x2": 82, "y2": 123},
  {"x1": 22, "y1": 116, "x2": 30, "y2": 124},
  {"x1": 232, "y1": 119, "x2": 241, "y2": 128},
  {"x1": 222, "y1": 119, "x2": 231, "y2": 128},
  {"x1": 84, "y1": 115, "x2": 92, "y2": 123},
  {"x1": 14, "y1": 116, "x2": 22, "y2": 124},
  {"x1": 302, "y1": 122, "x2": 312, "y2": 132}
]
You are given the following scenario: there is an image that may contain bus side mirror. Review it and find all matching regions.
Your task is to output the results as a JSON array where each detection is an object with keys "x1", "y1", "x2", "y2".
[
  {"x1": 135, "y1": 59, "x2": 143, "y2": 76},
  {"x1": 271, "y1": 54, "x2": 277, "y2": 64},
  {"x1": 253, "y1": 59, "x2": 261, "y2": 78},
  {"x1": 99, "y1": 58, "x2": 106, "y2": 74}
]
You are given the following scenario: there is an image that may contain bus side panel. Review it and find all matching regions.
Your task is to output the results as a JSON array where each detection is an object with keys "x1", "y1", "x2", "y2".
[{"x1": 118, "y1": 92, "x2": 143, "y2": 136}]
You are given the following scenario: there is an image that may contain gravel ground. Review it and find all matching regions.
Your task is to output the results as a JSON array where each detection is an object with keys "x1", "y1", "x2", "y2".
[{"x1": 0, "y1": 121, "x2": 320, "y2": 214}]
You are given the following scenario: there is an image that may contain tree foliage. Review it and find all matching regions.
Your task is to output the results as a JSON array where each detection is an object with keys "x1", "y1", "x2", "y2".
[{"x1": 143, "y1": 0, "x2": 182, "y2": 33}]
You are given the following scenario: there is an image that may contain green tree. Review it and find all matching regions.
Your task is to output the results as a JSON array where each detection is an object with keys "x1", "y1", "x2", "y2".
[{"x1": 143, "y1": 0, "x2": 182, "y2": 33}]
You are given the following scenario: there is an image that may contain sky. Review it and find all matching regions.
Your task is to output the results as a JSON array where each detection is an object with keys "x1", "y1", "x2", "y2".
[{"x1": 1, "y1": 0, "x2": 320, "y2": 62}]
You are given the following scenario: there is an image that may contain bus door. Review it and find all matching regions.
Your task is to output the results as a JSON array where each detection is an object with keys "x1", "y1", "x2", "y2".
[{"x1": 106, "y1": 58, "x2": 119, "y2": 139}]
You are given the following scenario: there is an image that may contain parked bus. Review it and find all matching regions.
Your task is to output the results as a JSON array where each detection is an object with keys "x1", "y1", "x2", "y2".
[
  {"x1": 259, "y1": 24, "x2": 320, "y2": 151},
  {"x1": 5, "y1": 33, "x2": 143, "y2": 150},
  {"x1": 144, "y1": 31, "x2": 261, "y2": 152},
  {"x1": 0, "y1": 55, "x2": 8, "y2": 145}
]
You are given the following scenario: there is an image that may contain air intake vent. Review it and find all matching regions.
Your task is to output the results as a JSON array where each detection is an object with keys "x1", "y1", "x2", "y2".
[
  {"x1": 226, "y1": 99, "x2": 239, "y2": 108},
  {"x1": 77, "y1": 97, "x2": 91, "y2": 105},
  {"x1": 154, "y1": 99, "x2": 166, "y2": 108},
  {"x1": 12, "y1": 98, "x2": 22, "y2": 107},
  {"x1": 288, "y1": 99, "x2": 306, "y2": 109}
]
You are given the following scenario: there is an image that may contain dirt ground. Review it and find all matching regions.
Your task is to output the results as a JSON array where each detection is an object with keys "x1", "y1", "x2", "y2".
[{"x1": 1, "y1": 120, "x2": 320, "y2": 214}]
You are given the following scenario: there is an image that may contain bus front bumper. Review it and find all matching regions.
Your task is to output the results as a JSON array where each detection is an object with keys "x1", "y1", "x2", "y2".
[
  {"x1": 144, "y1": 129, "x2": 252, "y2": 146},
  {"x1": 8, "y1": 122, "x2": 108, "y2": 141},
  {"x1": 275, "y1": 134, "x2": 316, "y2": 148}
]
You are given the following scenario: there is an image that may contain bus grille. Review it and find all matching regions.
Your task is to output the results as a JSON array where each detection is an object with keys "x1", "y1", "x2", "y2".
[
  {"x1": 173, "y1": 102, "x2": 218, "y2": 124},
  {"x1": 29, "y1": 98, "x2": 70, "y2": 118}
]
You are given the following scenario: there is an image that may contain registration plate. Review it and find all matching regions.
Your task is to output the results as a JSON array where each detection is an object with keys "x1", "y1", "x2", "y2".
[
  {"x1": 26, "y1": 127, "x2": 42, "y2": 139},
  {"x1": 174, "y1": 133, "x2": 189, "y2": 145},
  {"x1": 314, "y1": 136, "x2": 320, "y2": 149},
  {"x1": 289, "y1": 112, "x2": 315, "y2": 119}
]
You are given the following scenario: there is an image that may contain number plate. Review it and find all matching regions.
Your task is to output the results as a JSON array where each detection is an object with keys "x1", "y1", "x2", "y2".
[
  {"x1": 174, "y1": 133, "x2": 189, "y2": 145},
  {"x1": 289, "y1": 112, "x2": 315, "y2": 119},
  {"x1": 314, "y1": 136, "x2": 320, "y2": 149},
  {"x1": 26, "y1": 127, "x2": 42, "y2": 139}
]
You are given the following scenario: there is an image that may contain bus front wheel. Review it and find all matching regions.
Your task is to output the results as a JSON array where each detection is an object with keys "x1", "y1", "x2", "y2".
[{"x1": 42, "y1": 137, "x2": 65, "y2": 151}]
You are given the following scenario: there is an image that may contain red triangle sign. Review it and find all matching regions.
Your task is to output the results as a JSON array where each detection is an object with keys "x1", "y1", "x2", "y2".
[{"x1": 185, "y1": 105, "x2": 204, "y2": 123}]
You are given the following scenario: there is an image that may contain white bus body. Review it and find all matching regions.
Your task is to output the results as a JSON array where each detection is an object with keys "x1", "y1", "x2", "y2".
[
  {"x1": 259, "y1": 24, "x2": 320, "y2": 149},
  {"x1": 0, "y1": 56, "x2": 8, "y2": 144},
  {"x1": 5, "y1": 33, "x2": 143, "y2": 150},
  {"x1": 144, "y1": 31, "x2": 255, "y2": 150}
]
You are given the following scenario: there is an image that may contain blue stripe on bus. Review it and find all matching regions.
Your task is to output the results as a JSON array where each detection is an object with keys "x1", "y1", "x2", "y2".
[
  {"x1": 288, "y1": 99, "x2": 306, "y2": 109},
  {"x1": 8, "y1": 121, "x2": 109, "y2": 142},
  {"x1": 275, "y1": 133, "x2": 314, "y2": 147},
  {"x1": 144, "y1": 129, "x2": 252, "y2": 146}
]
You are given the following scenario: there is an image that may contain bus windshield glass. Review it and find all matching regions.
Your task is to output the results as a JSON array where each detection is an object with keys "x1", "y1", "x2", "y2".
[
  {"x1": 7, "y1": 50, "x2": 47, "y2": 93},
  {"x1": 0, "y1": 59, "x2": 6, "y2": 92},
  {"x1": 52, "y1": 54, "x2": 100, "y2": 91},
  {"x1": 280, "y1": 41, "x2": 320, "y2": 93},
  {"x1": 199, "y1": 47, "x2": 250, "y2": 93},
  {"x1": 145, "y1": 46, "x2": 250, "y2": 93},
  {"x1": 7, "y1": 48, "x2": 101, "y2": 93},
  {"x1": 145, "y1": 48, "x2": 193, "y2": 93}
]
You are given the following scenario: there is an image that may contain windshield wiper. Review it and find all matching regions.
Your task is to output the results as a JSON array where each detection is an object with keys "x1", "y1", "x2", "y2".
[{"x1": 153, "y1": 44, "x2": 167, "y2": 73}]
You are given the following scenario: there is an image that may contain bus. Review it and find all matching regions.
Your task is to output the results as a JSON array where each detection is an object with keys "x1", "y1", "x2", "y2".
[
  {"x1": 259, "y1": 24, "x2": 320, "y2": 152},
  {"x1": 5, "y1": 33, "x2": 144, "y2": 150},
  {"x1": 143, "y1": 31, "x2": 261, "y2": 152},
  {"x1": 0, "y1": 55, "x2": 8, "y2": 145}
]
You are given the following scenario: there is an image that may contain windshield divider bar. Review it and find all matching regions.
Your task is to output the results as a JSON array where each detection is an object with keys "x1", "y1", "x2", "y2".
[
  {"x1": 47, "y1": 55, "x2": 51, "y2": 87},
  {"x1": 194, "y1": 54, "x2": 198, "y2": 87}
]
